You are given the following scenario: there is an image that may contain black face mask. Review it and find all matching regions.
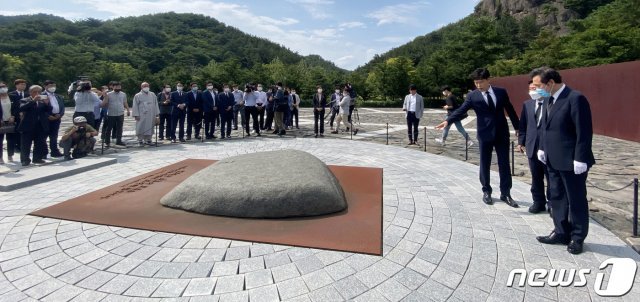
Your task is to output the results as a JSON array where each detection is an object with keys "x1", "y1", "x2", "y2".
[{"x1": 114, "y1": 89, "x2": 122, "y2": 93}]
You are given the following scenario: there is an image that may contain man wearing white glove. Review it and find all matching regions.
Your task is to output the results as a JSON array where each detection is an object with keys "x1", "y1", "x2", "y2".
[{"x1": 531, "y1": 67, "x2": 595, "y2": 255}]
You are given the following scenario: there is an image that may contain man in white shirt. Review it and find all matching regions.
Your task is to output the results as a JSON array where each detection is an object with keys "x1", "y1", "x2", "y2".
[{"x1": 402, "y1": 84, "x2": 424, "y2": 145}]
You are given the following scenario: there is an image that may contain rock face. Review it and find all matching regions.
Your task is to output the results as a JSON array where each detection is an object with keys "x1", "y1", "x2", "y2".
[
  {"x1": 160, "y1": 150, "x2": 347, "y2": 218},
  {"x1": 475, "y1": 0, "x2": 579, "y2": 34}
]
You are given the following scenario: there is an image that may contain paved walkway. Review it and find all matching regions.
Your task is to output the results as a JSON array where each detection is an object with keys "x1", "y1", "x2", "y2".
[{"x1": 1, "y1": 108, "x2": 639, "y2": 301}]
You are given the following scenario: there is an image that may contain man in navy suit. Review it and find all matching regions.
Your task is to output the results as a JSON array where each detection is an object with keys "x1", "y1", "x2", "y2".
[
  {"x1": 169, "y1": 82, "x2": 187, "y2": 143},
  {"x1": 218, "y1": 84, "x2": 235, "y2": 139},
  {"x1": 517, "y1": 81, "x2": 550, "y2": 214},
  {"x1": 436, "y1": 68, "x2": 520, "y2": 207},
  {"x1": 532, "y1": 67, "x2": 595, "y2": 255},
  {"x1": 202, "y1": 82, "x2": 218, "y2": 139},
  {"x1": 42, "y1": 80, "x2": 65, "y2": 157},
  {"x1": 185, "y1": 82, "x2": 203, "y2": 140}
]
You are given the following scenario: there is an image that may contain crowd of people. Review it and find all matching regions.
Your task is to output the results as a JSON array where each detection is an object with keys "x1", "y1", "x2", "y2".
[{"x1": 0, "y1": 78, "x2": 360, "y2": 166}]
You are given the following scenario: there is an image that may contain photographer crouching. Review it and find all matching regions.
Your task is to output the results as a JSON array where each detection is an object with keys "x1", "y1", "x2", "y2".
[{"x1": 60, "y1": 116, "x2": 98, "y2": 161}]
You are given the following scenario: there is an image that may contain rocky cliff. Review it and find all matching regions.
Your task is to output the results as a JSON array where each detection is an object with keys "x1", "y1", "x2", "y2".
[{"x1": 475, "y1": 0, "x2": 579, "y2": 34}]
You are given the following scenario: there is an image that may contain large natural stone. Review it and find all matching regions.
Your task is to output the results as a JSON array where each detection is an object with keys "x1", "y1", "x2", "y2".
[{"x1": 160, "y1": 150, "x2": 347, "y2": 218}]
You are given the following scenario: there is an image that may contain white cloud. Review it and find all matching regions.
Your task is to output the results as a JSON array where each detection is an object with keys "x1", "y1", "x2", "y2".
[
  {"x1": 312, "y1": 28, "x2": 340, "y2": 38},
  {"x1": 367, "y1": 1, "x2": 431, "y2": 26},
  {"x1": 286, "y1": 0, "x2": 334, "y2": 20},
  {"x1": 375, "y1": 36, "x2": 410, "y2": 43},
  {"x1": 1, "y1": 9, "x2": 84, "y2": 20},
  {"x1": 339, "y1": 21, "x2": 366, "y2": 30}
]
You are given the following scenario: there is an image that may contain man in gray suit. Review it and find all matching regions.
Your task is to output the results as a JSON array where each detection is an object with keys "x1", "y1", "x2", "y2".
[{"x1": 402, "y1": 84, "x2": 424, "y2": 145}]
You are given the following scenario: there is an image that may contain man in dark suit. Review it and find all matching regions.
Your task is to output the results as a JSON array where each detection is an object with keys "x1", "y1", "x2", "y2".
[
  {"x1": 169, "y1": 82, "x2": 187, "y2": 143},
  {"x1": 517, "y1": 82, "x2": 550, "y2": 214},
  {"x1": 436, "y1": 68, "x2": 520, "y2": 207},
  {"x1": 312, "y1": 85, "x2": 327, "y2": 138},
  {"x1": 42, "y1": 80, "x2": 65, "y2": 157},
  {"x1": 9, "y1": 79, "x2": 27, "y2": 152},
  {"x1": 185, "y1": 82, "x2": 203, "y2": 140},
  {"x1": 202, "y1": 82, "x2": 218, "y2": 139},
  {"x1": 532, "y1": 67, "x2": 595, "y2": 255},
  {"x1": 218, "y1": 84, "x2": 235, "y2": 139},
  {"x1": 18, "y1": 85, "x2": 52, "y2": 166}
]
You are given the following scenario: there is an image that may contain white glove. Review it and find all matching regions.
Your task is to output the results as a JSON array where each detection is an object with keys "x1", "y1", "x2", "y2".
[
  {"x1": 574, "y1": 161, "x2": 588, "y2": 174},
  {"x1": 537, "y1": 150, "x2": 546, "y2": 165}
]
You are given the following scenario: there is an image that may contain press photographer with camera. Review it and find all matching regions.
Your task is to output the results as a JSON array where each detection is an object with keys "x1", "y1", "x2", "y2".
[
  {"x1": 73, "y1": 80, "x2": 101, "y2": 126},
  {"x1": 60, "y1": 116, "x2": 98, "y2": 160},
  {"x1": 18, "y1": 85, "x2": 52, "y2": 166}
]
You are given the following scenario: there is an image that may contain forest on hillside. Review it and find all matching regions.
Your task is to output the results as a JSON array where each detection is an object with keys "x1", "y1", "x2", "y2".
[
  {"x1": 0, "y1": 12, "x2": 347, "y2": 98},
  {"x1": 353, "y1": 0, "x2": 639, "y2": 102},
  {"x1": 0, "y1": 0, "x2": 638, "y2": 104}
]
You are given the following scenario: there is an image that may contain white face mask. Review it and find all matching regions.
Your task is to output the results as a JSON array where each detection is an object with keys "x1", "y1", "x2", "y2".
[
  {"x1": 335, "y1": 90, "x2": 340, "y2": 94},
  {"x1": 224, "y1": 88, "x2": 230, "y2": 93},
  {"x1": 164, "y1": 87, "x2": 171, "y2": 93},
  {"x1": 257, "y1": 86, "x2": 263, "y2": 91},
  {"x1": 317, "y1": 89, "x2": 322, "y2": 93},
  {"x1": 529, "y1": 90, "x2": 542, "y2": 100},
  {"x1": 142, "y1": 87, "x2": 150, "y2": 93},
  {"x1": 177, "y1": 86, "x2": 183, "y2": 91},
  {"x1": 47, "y1": 87, "x2": 56, "y2": 93},
  {"x1": 0, "y1": 88, "x2": 7, "y2": 94},
  {"x1": 207, "y1": 85, "x2": 214, "y2": 90}
]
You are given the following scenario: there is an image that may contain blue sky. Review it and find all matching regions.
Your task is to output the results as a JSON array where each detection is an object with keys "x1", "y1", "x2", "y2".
[{"x1": 1, "y1": 0, "x2": 479, "y2": 70}]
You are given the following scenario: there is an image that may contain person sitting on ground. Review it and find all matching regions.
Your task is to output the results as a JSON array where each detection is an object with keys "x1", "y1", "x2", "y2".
[{"x1": 60, "y1": 116, "x2": 98, "y2": 160}]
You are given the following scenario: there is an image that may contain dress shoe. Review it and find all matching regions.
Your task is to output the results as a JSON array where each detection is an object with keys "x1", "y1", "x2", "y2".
[
  {"x1": 64, "y1": 155, "x2": 72, "y2": 161},
  {"x1": 21, "y1": 161, "x2": 30, "y2": 167},
  {"x1": 50, "y1": 151, "x2": 63, "y2": 158},
  {"x1": 33, "y1": 159, "x2": 46, "y2": 164},
  {"x1": 536, "y1": 231, "x2": 570, "y2": 245},
  {"x1": 179, "y1": 139, "x2": 186, "y2": 143},
  {"x1": 567, "y1": 240, "x2": 584, "y2": 254},
  {"x1": 186, "y1": 137, "x2": 192, "y2": 141},
  {"x1": 500, "y1": 195, "x2": 519, "y2": 208},
  {"x1": 353, "y1": 129, "x2": 358, "y2": 135},
  {"x1": 483, "y1": 193, "x2": 493, "y2": 205},
  {"x1": 528, "y1": 204, "x2": 547, "y2": 214}
]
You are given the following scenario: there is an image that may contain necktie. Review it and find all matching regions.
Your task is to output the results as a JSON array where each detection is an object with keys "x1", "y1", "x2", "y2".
[
  {"x1": 20, "y1": 91, "x2": 23, "y2": 98},
  {"x1": 486, "y1": 92, "x2": 495, "y2": 111},
  {"x1": 547, "y1": 96, "x2": 555, "y2": 117},
  {"x1": 535, "y1": 100, "x2": 543, "y2": 127}
]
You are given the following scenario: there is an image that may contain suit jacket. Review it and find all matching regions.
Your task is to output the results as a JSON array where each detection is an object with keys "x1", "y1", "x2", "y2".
[
  {"x1": 185, "y1": 91, "x2": 203, "y2": 112},
  {"x1": 202, "y1": 90, "x2": 218, "y2": 112},
  {"x1": 18, "y1": 97, "x2": 52, "y2": 132},
  {"x1": 312, "y1": 93, "x2": 326, "y2": 110},
  {"x1": 540, "y1": 86, "x2": 595, "y2": 171},
  {"x1": 517, "y1": 99, "x2": 543, "y2": 159},
  {"x1": 170, "y1": 91, "x2": 187, "y2": 115},
  {"x1": 448, "y1": 86, "x2": 519, "y2": 142},
  {"x1": 402, "y1": 94, "x2": 425, "y2": 119},
  {"x1": 9, "y1": 90, "x2": 25, "y2": 125},
  {"x1": 218, "y1": 92, "x2": 235, "y2": 113},
  {"x1": 43, "y1": 93, "x2": 66, "y2": 119}
]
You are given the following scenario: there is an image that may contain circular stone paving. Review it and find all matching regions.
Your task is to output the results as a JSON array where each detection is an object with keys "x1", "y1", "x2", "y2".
[{"x1": 0, "y1": 138, "x2": 639, "y2": 302}]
